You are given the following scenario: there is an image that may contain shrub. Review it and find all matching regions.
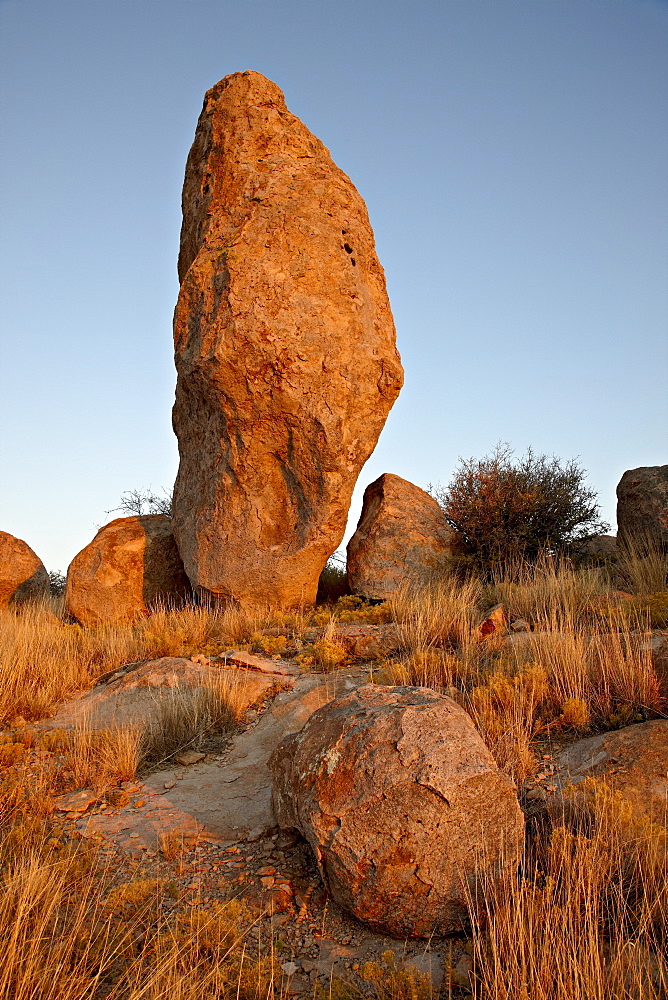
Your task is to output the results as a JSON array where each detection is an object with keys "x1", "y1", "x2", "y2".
[
  {"x1": 316, "y1": 552, "x2": 349, "y2": 602},
  {"x1": 47, "y1": 571, "x2": 66, "y2": 597},
  {"x1": 108, "y1": 487, "x2": 173, "y2": 517},
  {"x1": 433, "y1": 443, "x2": 608, "y2": 568}
]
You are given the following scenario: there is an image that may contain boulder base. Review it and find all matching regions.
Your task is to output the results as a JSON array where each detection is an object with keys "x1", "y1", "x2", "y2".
[
  {"x1": 66, "y1": 515, "x2": 191, "y2": 625},
  {"x1": 172, "y1": 71, "x2": 403, "y2": 609},
  {"x1": 270, "y1": 684, "x2": 524, "y2": 938},
  {"x1": 0, "y1": 531, "x2": 49, "y2": 607},
  {"x1": 617, "y1": 466, "x2": 668, "y2": 550},
  {"x1": 347, "y1": 474, "x2": 461, "y2": 600}
]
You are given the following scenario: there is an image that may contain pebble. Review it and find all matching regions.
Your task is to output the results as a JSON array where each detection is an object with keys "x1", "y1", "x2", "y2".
[{"x1": 175, "y1": 751, "x2": 206, "y2": 766}]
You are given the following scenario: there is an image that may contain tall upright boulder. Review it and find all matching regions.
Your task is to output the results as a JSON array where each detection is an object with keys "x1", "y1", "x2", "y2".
[
  {"x1": 0, "y1": 531, "x2": 49, "y2": 607},
  {"x1": 66, "y1": 516, "x2": 191, "y2": 625},
  {"x1": 617, "y1": 466, "x2": 668, "y2": 550},
  {"x1": 347, "y1": 474, "x2": 462, "y2": 599},
  {"x1": 172, "y1": 71, "x2": 403, "y2": 608}
]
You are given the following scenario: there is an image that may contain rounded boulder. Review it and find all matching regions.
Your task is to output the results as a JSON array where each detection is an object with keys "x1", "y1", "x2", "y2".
[
  {"x1": 65, "y1": 515, "x2": 191, "y2": 625},
  {"x1": 347, "y1": 474, "x2": 463, "y2": 600},
  {"x1": 270, "y1": 684, "x2": 524, "y2": 938},
  {"x1": 0, "y1": 531, "x2": 49, "y2": 607}
]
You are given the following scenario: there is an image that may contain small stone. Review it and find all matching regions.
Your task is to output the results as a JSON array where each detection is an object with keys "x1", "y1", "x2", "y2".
[
  {"x1": 478, "y1": 604, "x2": 507, "y2": 638},
  {"x1": 55, "y1": 789, "x2": 98, "y2": 813},
  {"x1": 175, "y1": 750, "x2": 206, "y2": 766},
  {"x1": 163, "y1": 781, "x2": 176, "y2": 790},
  {"x1": 275, "y1": 830, "x2": 301, "y2": 850},
  {"x1": 451, "y1": 954, "x2": 473, "y2": 988},
  {"x1": 281, "y1": 962, "x2": 300, "y2": 976}
]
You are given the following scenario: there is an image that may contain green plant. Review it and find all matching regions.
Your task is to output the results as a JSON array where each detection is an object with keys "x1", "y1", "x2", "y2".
[{"x1": 432, "y1": 443, "x2": 608, "y2": 569}]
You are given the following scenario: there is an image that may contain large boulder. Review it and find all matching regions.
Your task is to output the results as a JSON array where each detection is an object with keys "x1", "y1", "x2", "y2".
[
  {"x1": 66, "y1": 515, "x2": 191, "y2": 625},
  {"x1": 0, "y1": 531, "x2": 49, "y2": 607},
  {"x1": 347, "y1": 474, "x2": 462, "y2": 599},
  {"x1": 617, "y1": 466, "x2": 668, "y2": 550},
  {"x1": 172, "y1": 71, "x2": 403, "y2": 609},
  {"x1": 270, "y1": 685, "x2": 524, "y2": 938}
]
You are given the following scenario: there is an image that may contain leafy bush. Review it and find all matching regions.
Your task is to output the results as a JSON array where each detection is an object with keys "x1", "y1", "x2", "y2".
[{"x1": 433, "y1": 444, "x2": 608, "y2": 568}]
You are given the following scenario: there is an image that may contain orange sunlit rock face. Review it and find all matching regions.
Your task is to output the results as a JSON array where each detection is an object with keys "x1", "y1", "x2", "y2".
[
  {"x1": 0, "y1": 531, "x2": 49, "y2": 607},
  {"x1": 65, "y1": 515, "x2": 190, "y2": 625},
  {"x1": 271, "y1": 685, "x2": 524, "y2": 938},
  {"x1": 172, "y1": 71, "x2": 403, "y2": 609}
]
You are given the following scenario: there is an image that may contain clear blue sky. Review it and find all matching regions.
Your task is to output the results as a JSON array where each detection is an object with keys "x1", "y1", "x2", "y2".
[{"x1": 1, "y1": 0, "x2": 666, "y2": 573}]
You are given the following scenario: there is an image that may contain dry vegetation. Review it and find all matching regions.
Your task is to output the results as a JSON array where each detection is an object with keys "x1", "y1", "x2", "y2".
[{"x1": 0, "y1": 542, "x2": 665, "y2": 998}]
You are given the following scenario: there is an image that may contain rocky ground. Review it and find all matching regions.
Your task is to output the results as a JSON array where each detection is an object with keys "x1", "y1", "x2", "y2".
[
  {"x1": 27, "y1": 633, "x2": 471, "y2": 994},
  {"x1": 5, "y1": 619, "x2": 667, "y2": 997}
]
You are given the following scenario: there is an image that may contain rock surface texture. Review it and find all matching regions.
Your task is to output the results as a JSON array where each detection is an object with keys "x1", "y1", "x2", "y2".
[
  {"x1": 347, "y1": 475, "x2": 461, "y2": 600},
  {"x1": 66, "y1": 516, "x2": 191, "y2": 625},
  {"x1": 547, "y1": 720, "x2": 668, "y2": 826},
  {"x1": 270, "y1": 684, "x2": 524, "y2": 938},
  {"x1": 172, "y1": 71, "x2": 403, "y2": 608},
  {"x1": 617, "y1": 466, "x2": 668, "y2": 550},
  {"x1": 0, "y1": 531, "x2": 49, "y2": 607}
]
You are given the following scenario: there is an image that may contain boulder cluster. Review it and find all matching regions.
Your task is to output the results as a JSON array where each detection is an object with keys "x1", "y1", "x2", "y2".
[
  {"x1": 3, "y1": 72, "x2": 664, "y2": 618},
  {"x1": 1, "y1": 70, "x2": 666, "y2": 945}
]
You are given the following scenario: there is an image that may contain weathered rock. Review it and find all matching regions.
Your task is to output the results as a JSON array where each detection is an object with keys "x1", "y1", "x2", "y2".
[
  {"x1": 571, "y1": 534, "x2": 618, "y2": 559},
  {"x1": 270, "y1": 684, "x2": 524, "y2": 938},
  {"x1": 544, "y1": 720, "x2": 668, "y2": 826},
  {"x1": 617, "y1": 466, "x2": 668, "y2": 550},
  {"x1": 79, "y1": 667, "x2": 371, "y2": 849},
  {"x1": 478, "y1": 603, "x2": 507, "y2": 638},
  {"x1": 65, "y1": 515, "x2": 191, "y2": 625},
  {"x1": 172, "y1": 71, "x2": 403, "y2": 609},
  {"x1": 301, "y1": 623, "x2": 402, "y2": 660},
  {"x1": 41, "y1": 655, "x2": 286, "y2": 732},
  {"x1": 0, "y1": 531, "x2": 49, "y2": 607},
  {"x1": 643, "y1": 632, "x2": 668, "y2": 677},
  {"x1": 347, "y1": 474, "x2": 461, "y2": 600}
]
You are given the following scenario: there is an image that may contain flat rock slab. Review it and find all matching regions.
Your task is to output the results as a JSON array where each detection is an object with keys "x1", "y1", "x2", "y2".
[
  {"x1": 78, "y1": 668, "x2": 371, "y2": 851},
  {"x1": 221, "y1": 650, "x2": 302, "y2": 676},
  {"x1": 79, "y1": 785, "x2": 207, "y2": 851},
  {"x1": 40, "y1": 656, "x2": 287, "y2": 731}
]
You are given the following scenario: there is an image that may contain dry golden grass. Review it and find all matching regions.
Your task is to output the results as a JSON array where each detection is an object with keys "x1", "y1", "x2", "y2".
[
  {"x1": 0, "y1": 598, "x2": 300, "y2": 723},
  {"x1": 0, "y1": 745, "x2": 276, "y2": 1000},
  {"x1": 0, "y1": 843, "x2": 275, "y2": 1000},
  {"x1": 139, "y1": 670, "x2": 247, "y2": 770},
  {"x1": 0, "y1": 563, "x2": 666, "y2": 999},
  {"x1": 390, "y1": 559, "x2": 664, "y2": 782},
  {"x1": 615, "y1": 533, "x2": 668, "y2": 597},
  {"x1": 61, "y1": 724, "x2": 141, "y2": 794},
  {"x1": 468, "y1": 779, "x2": 668, "y2": 999}
]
